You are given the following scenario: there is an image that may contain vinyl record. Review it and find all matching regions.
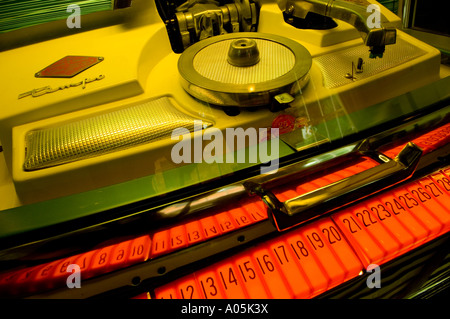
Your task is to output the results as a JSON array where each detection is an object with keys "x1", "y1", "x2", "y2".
[{"x1": 178, "y1": 32, "x2": 312, "y2": 107}]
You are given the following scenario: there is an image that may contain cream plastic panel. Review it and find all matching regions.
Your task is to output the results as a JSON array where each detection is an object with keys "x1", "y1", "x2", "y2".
[{"x1": 0, "y1": 0, "x2": 443, "y2": 207}]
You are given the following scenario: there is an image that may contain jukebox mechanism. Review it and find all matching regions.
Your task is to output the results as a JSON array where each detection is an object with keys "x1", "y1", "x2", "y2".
[
  {"x1": 0, "y1": 0, "x2": 449, "y2": 301},
  {"x1": 172, "y1": 0, "x2": 398, "y2": 112},
  {"x1": 278, "y1": 0, "x2": 397, "y2": 58},
  {"x1": 157, "y1": 0, "x2": 259, "y2": 52}
]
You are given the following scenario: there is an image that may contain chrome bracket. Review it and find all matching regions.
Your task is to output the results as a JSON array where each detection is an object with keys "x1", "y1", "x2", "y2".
[{"x1": 174, "y1": 0, "x2": 259, "y2": 51}]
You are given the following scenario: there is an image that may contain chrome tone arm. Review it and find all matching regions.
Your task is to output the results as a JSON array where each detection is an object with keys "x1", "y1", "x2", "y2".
[
  {"x1": 263, "y1": 142, "x2": 422, "y2": 231},
  {"x1": 278, "y1": 0, "x2": 397, "y2": 57}
]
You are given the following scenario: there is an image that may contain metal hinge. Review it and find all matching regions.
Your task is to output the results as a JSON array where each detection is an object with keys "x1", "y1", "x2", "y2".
[{"x1": 170, "y1": 0, "x2": 259, "y2": 52}]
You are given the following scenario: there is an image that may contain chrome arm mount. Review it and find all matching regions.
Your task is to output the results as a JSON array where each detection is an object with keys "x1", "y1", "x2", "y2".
[
  {"x1": 166, "y1": 0, "x2": 259, "y2": 52},
  {"x1": 161, "y1": 0, "x2": 395, "y2": 56},
  {"x1": 278, "y1": 0, "x2": 397, "y2": 58}
]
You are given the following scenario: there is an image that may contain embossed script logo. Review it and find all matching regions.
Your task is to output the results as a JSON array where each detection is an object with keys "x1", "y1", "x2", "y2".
[{"x1": 18, "y1": 74, "x2": 105, "y2": 99}]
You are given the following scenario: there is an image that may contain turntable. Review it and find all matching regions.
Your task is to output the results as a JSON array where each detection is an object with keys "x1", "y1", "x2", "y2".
[
  {"x1": 0, "y1": 0, "x2": 449, "y2": 299},
  {"x1": 177, "y1": 32, "x2": 312, "y2": 109},
  {"x1": 0, "y1": 0, "x2": 441, "y2": 206}
]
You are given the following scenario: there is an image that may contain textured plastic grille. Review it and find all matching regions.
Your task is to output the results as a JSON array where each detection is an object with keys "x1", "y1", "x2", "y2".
[
  {"x1": 314, "y1": 38, "x2": 427, "y2": 88},
  {"x1": 193, "y1": 39, "x2": 296, "y2": 84},
  {"x1": 24, "y1": 97, "x2": 212, "y2": 171}
]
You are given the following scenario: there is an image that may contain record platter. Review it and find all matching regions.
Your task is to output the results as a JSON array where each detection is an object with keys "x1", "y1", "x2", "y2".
[{"x1": 178, "y1": 32, "x2": 312, "y2": 108}]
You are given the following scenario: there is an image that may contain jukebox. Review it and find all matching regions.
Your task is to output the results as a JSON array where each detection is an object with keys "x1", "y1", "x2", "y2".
[{"x1": 0, "y1": 0, "x2": 449, "y2": 299}]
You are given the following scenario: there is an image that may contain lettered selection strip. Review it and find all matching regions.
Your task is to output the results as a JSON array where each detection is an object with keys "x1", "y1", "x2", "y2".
[
  {"x1": 0, "y1": 122, "x2": 448, "y2": 298},
  {"x1": 151, "y1": 166, "x2": 450, "y2": 299}
]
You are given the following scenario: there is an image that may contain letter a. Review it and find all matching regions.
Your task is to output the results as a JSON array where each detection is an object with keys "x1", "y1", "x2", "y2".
[
  {"x1": 366, "y1": 264, "x2": 381, "y2": 288},
  {"x1": 366, "y1": 4, "x2": 381, "y2": 29},
  {"x1": 171, "y1": 127, "x2": 192, "y2": 164},
  {"x1": 66, "y1": 264, "x2": 81, "y2": 288},
  {"x1": 67, "y1": 4, "x2": 81, "y2": 29},
  {"x1": 203, "y1": 127, "x2": 224, "y2": 164}
]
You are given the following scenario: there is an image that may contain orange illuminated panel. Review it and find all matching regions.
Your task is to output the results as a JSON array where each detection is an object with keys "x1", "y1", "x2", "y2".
[
  {"x1": 298, "y1": 226, "x2": 350, "y2": 292},
  {"x1": 131, "y1": 292, "x2": 151, "y2": 299},
  {"x1": 154, "y1": 285, "x2": 178, "y2": 299},
  {"x1": 332, "y1": 167, "x2": 450, "y2": 267},
  {"x1": 430, "y1": 170, "x2": 450, "y2": 196},
  {"x1": 342, "y1": 160, "x2": 376, "y2": 175},
  {"x1": 390, "y1": 188, "x2": 442, "y2": 239},
  {"x1": 412, "y1": 123, "x2": 450, "y2": 153},
  {"x1": 175, "y1": 275, "x2": 204, "y2": 299},
  {"x1": 270, "y1": 158, "x2": 381, "y2": 200},
  {"x1": 381, "y1": 123, "x2": 450, "y2": 157},
  {"x1": 29, "y1": 259, "x2": 63, "y2": 292},
  {"x1": 320, "y1": 172, "x2": 344, "y2": 185},
  {"x1": 185, "y1": 220, "x2": 205, "y2": 245},
  {"x1": 267, "y1": 239, "x2": 312, "y2": 298},
  {"x1": 215, "y1": 212, "x2": 238, "y2": 234},
  {"x1": 151, "y1": 230, "x2": 170, "y2": 258},
  {"x1": 404, "y1": 182, "x2": 450, "y2": 233},
  {"x1": 296, "y1": 179, "x2": 320, "y2": 193},
  {"x1": 1, "y1": 146, "x2": 449, "y2": 301},
  {"x1": 150, "y1": 166, "x2": 450, "y2": 300},
  {"x1": 196, "y1": 270, "x2": 226, "y2": 299},
  {"x1": 332, "y1": 208, "x2": 385, "y2": 267},
  {"x1": 229, "y1": 208, "x2": 253, "y2": 229},
  {"x1": 169, "y1": 225, "x2": 188, "y2": 251},
  {"x1": 331, "y1": 167, "x2": 355, "y2": 179},
  {"x1": 441, "y1": 167, "x2": 450, "y2": 179},
  {"x1": 73, "y1": 250, "x2": 98, "y2": 280},
  {"x1": 200, "y1": 216, "x2": 222, "y2": 239},
  {"x1": 284, "y1": 233, "x2": 329, "y2": 296},
  {"x1": 215, "y1": 262, "x2": 248, "y2": 299},
  {"x1": 0, "y1": 270, "x2": 21, "y2": 295},
  {"x1": 417, "y1": 176, "x2": 450, "y2": 230},
  {"x1": 4, "y1": 266, "x2": 41, "y2": 297},
  {"x1": 352, "y1": 203, "x2": 402, "y2": 259},
  {"x1": 108, "y1": 239, "x2": 134, "y2": 271},
  {"x1": 154, "y1": 275, "x2": 204, "y2": 300},
  {"x1": 362, "y1": 198, "x2": 416, "y2": 254},
  {"x1": 306, "y1": 176, "x2": 329, "y2": 188},
  {"x1": 273, "y1": 189, "x2": 298, "y2": 202},
  {"x1": 251, "y1": 248, "x2": 294, "y2": 298},
  {"x1": 379, "y1": 191, "x2": 430, "y2": 244},
  {"x1": 417, "y1": 176, "x2": 450, "y2": 203},
  {"x1": 313, "y1": 219, "x2": 363, "y2": 282},
  {"x1": 127, "y1": 235, "x2": 151, "y2": 264},
  {"x1": 90, "y1": 245, "x2": 116, "y2": 277},
  {"x1": 234, "y1": 255, "x2": 270, "y2": 298},
  {"x1": 241, "y1": 199, "x2": 268, "y2": 222},
  {"x1": 271, "y1": 182, "x2": 302, "y2": 199},
  {"x1": 49, "y1": 255, "x2": 84, "y2": 291}
]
